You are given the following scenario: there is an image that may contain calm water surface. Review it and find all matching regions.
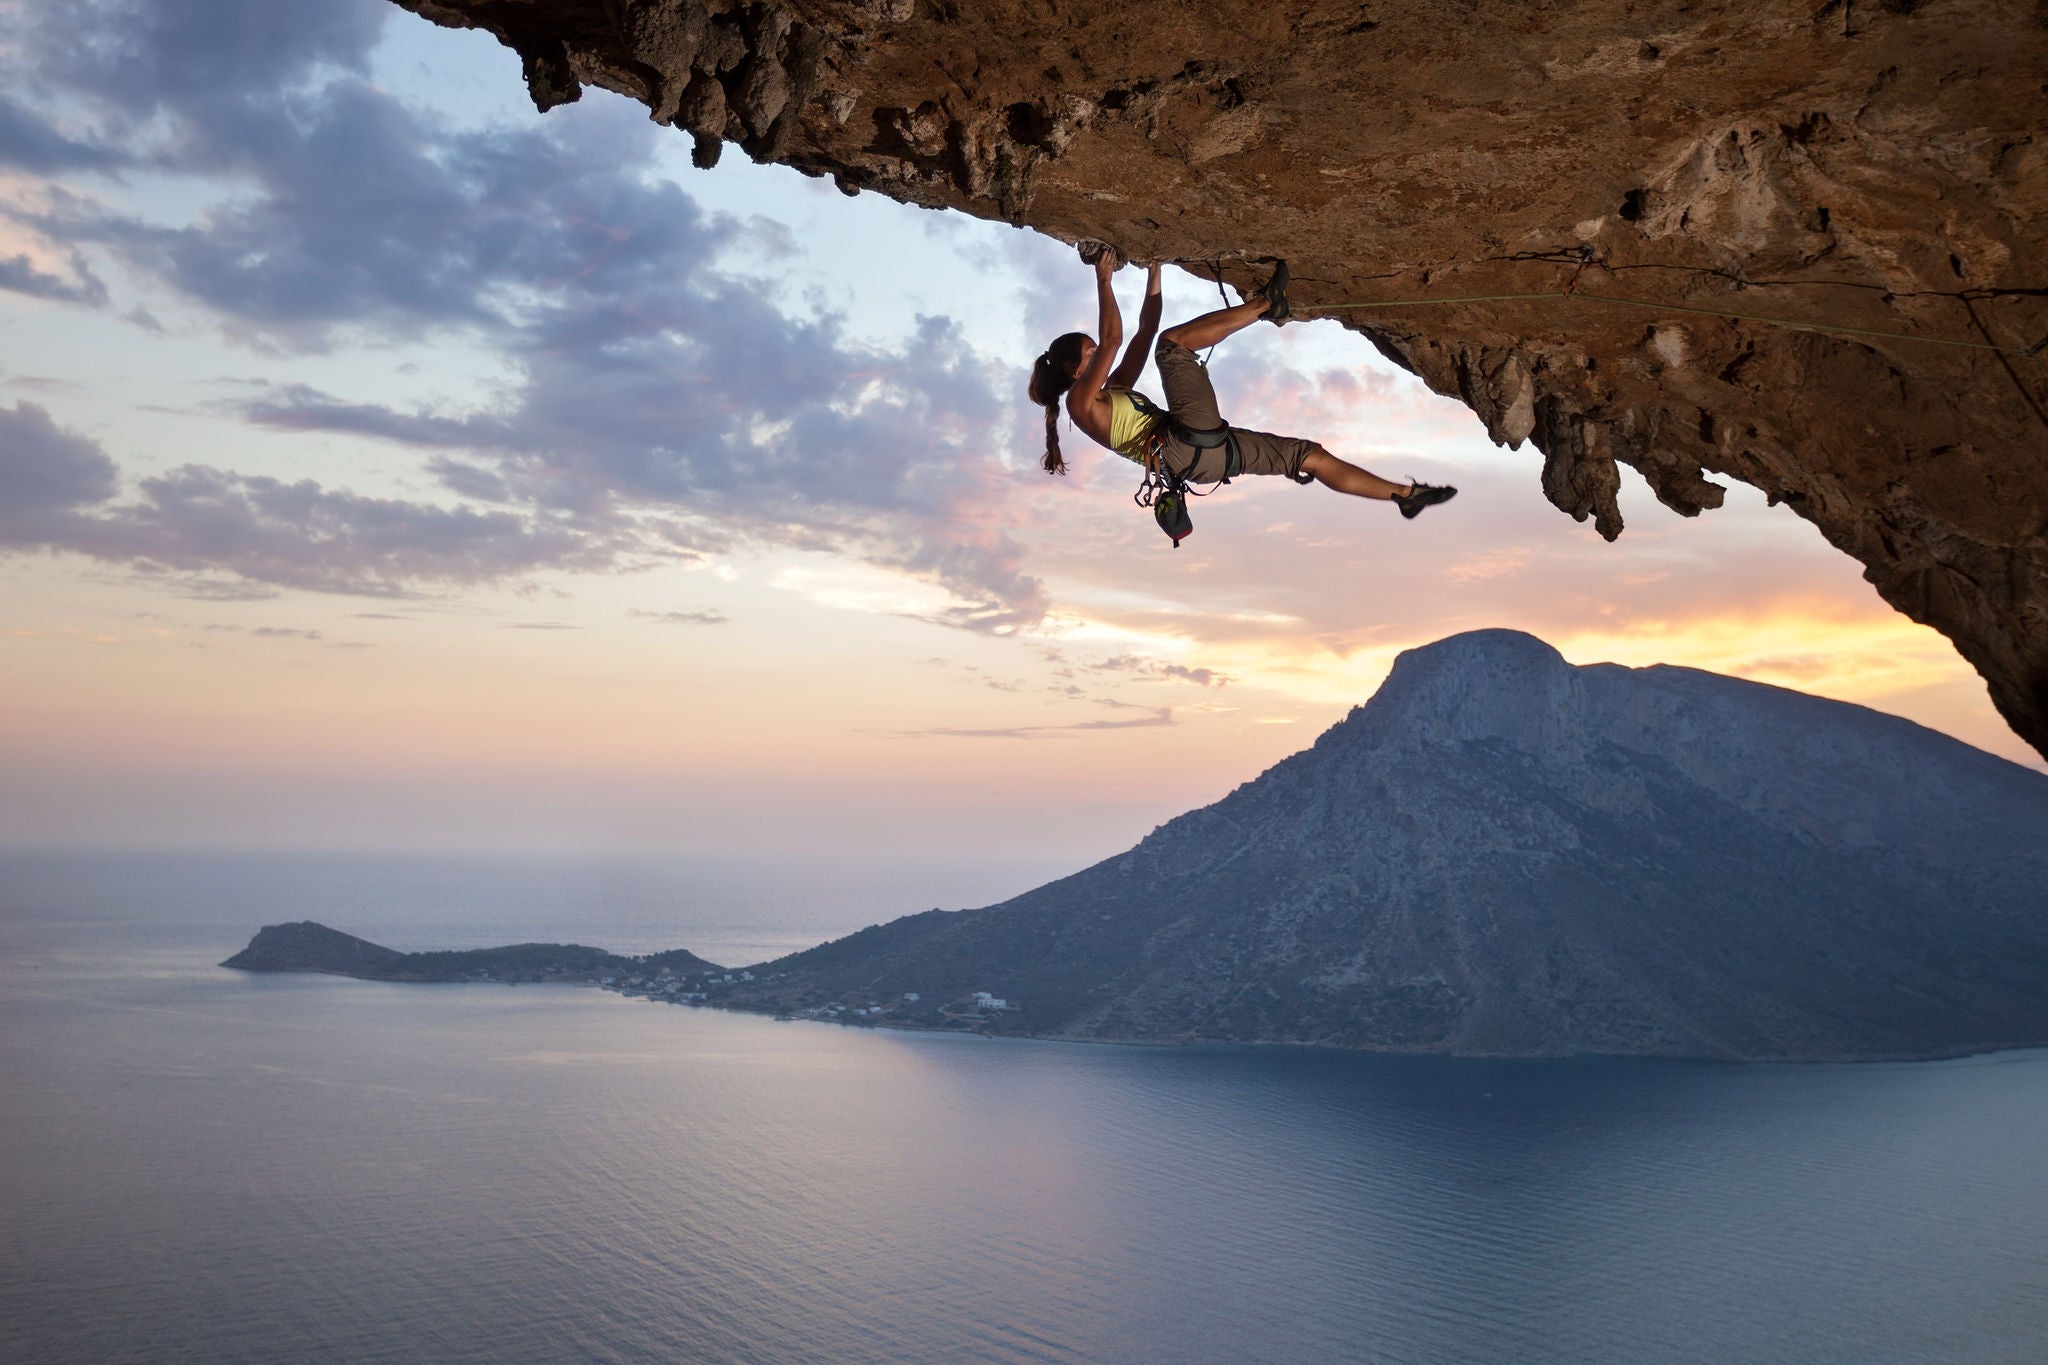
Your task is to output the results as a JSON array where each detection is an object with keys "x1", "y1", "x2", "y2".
[{"x1": 3, "y1": 852, "x2": 2045, "y2": 1363}]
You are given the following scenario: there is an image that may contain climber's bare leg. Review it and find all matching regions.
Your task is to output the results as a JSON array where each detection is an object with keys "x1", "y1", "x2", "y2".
[
  {"x1": 1159, "y1": 298, "x2": 1268, "y2": 352},
  {"x1": 1301, "y1": 448, "x2": 1409, "y2": 500}
]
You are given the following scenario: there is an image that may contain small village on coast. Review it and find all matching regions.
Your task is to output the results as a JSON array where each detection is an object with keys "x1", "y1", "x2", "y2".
[{"x1": 595, "y1": 965, "x2": 1014, "y2": 1033}]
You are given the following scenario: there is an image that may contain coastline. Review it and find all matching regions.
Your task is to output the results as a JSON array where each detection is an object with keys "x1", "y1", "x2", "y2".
[
  {"x1": 224, "y1": 925, "x2": 2048, "y2": 1072},
  {"x1": 574, "y1": 969, "x2": 2048, "y2": 1066}
]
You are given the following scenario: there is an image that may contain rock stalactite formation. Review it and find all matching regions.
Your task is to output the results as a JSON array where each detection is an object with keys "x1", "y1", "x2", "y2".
[{"x1": 392, "y1": 0, "x2": 2048, "y2": 757}]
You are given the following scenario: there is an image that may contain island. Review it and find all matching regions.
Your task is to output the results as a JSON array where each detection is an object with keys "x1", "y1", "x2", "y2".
[
  {"x1": 222, "y1": 920, "x2": 722, "y2": 983},
  {"x1": 222, "y1": 920, "x2": 1018, "y2": 1031}
]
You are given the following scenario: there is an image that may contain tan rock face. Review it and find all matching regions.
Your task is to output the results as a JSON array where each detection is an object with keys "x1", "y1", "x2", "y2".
[{"x1": 392, "y1": 0, "x2": 2048, "y2": 758}]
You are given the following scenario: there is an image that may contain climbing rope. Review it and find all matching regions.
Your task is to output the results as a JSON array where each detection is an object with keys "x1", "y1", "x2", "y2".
[
  {"x1": 1961, "y1": 294, "x2": 2048, "y2": 433},
  {"x1": 1203, "y1": 259, "x2": 1231, "y2": 367},
  {"x1": 1181, "y1": 252, "x2": 2046, "y2": 435},
  {"x1": 1299, "y1": 289, "x2": 2035, "y2": 354}
]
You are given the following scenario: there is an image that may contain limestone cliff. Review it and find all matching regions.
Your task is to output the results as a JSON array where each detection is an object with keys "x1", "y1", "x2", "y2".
[{"x1": 390, "y1": 0, "x2": 2048, "y2": 757}]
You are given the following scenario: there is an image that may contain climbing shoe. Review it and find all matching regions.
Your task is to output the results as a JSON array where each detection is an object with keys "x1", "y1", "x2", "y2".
[
  {"x1": 1257, "y1": 259, "x2": 1291, "y2": 322},
  {"x1": 1395, "y1": 481, "x2": 1457, "y2": 519}
]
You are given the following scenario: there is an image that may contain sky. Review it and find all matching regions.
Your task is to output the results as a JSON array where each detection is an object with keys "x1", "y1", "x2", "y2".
[{"x1": 1, "y1": 0, "x2": 2036, "y2": 870}]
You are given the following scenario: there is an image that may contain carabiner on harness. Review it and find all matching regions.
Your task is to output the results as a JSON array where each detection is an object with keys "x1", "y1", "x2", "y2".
[
  {"x1": 1128, "y1": 399, "x2": 1248, "y2": 547},
  {"x1": 1132, "y1": 434, "x2": 1194, "y2": 547}
]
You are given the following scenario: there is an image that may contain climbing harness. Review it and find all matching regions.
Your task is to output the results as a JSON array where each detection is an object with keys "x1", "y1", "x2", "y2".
[
  {"x1": 1124, "y1": 392, "x2": 1241, "y2": 548},
  {"x1": 1125, "y1": 389, "x2": 1236, "y2": 459}
]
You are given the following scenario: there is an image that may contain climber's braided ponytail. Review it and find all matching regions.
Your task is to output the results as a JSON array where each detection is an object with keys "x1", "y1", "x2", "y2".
[{"x1": 1027, "y1": 332, "x2": 1090, "y2": 476}]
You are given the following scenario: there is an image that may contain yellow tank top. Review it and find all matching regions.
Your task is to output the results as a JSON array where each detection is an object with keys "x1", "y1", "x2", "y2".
[{"x1": 1105, "y1": 388, "x2": 1163, "y2": 463}]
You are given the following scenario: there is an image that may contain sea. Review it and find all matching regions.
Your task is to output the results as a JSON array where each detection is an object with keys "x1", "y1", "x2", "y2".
[{"x1": 4, "y1": 850, "x2": 2045, "y2": 1365}]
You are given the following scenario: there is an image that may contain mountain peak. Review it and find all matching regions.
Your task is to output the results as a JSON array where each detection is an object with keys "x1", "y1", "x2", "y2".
[
  {"x1": 1355, "y1": 627, "x2": 1583, "y2": 756},
  {"x1": 1397, "y1": 628, "x2": 1567, "y2": 669}
]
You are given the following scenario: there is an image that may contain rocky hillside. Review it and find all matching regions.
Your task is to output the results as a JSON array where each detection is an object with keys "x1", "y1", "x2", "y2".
[
  {"x1": 741, "y1": 630, "x2": 2048, "y2": 1060},
  {"x1": 388, "y1": 0, "x2": 2048, "y2": 760},
  {"x1": 222, "y1": 922, "x2": 722, "y2": 980},
  {"x1": 223, "y1": 921, "x2": 406, "y2": 974}
]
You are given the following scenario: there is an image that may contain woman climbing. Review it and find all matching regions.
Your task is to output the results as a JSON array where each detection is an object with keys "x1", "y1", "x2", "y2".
[{"x1": 1027, "y1": 247, "x2": 1457, "y2": 531}]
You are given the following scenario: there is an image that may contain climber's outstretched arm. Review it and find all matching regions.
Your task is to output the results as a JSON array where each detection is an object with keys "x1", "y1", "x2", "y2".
[
  {"x1": 1108, "y1": 263, "x2": 1162, "y2": 391},
  {"x1": 1067, "y1": 252, "x2": 1122, "y2": 414}
]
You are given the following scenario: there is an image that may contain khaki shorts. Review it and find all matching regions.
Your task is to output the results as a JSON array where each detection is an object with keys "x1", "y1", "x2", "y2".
[{"x1": 1154, "y1": 338, "x2": 1320, "y2": 484}]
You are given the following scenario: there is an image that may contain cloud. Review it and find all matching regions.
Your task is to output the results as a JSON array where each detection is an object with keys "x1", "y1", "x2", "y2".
[
  {"x1": 0, "y1": 250, "x2": 110, "y2": 306},
  {"x1": 896, "y1": 706, "x2": 1174, "y2": 740},
  {"x1": 2, "y1": 375, "x2": 90, "y2": 394},
  {"x1": 26, "y1": 0, "x2": 387, "y2": 152},
  {"x1": 0, "y1": 1, "x2": 389, "y2": 307},
  {"x1": 631, "y1": 608, "x2": 730, "y2": 626},
  {"x1": 1444, "y1": 546, "x2": 1533, "y2": 584},
  {"x1": 46, "y1": 85, "x2": 624, "y2": 342},
  {"x1": 0, "y1": 402, "x2": 120, "y2": 537},
  {"x1": 179, "y1": 621, "x2": 347, "y2": 643},
  {"x1": 0, "y1": 95, "x2": 128, "y2": 173},
  {"x1": 0, "y1": 401, "x2": 634, "y2": 596},
  {"x1": 166, "y1": 576, "x2": 283, "y2": 602},
  {"x1": 1088, "y1": 653, "x2": 1228, "y2": 687},
  {"x1": 243, "y1": 385, "x2": 516, "y2": 447},
  {"x1": 0, "y1": 0, "x2": 1049, "y2": 625}
]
